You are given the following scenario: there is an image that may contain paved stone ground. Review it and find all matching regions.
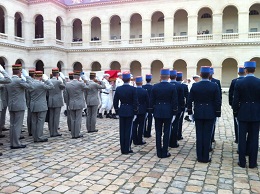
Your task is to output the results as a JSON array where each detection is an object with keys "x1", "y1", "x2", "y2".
[{"x1": 0, "y1": 93, "x2": 260, "y2": 194}]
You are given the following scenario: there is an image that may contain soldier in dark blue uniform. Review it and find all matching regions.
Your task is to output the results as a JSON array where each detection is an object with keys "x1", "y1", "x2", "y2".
[
  {"x1": 228, "y1": 67, "x2": 245, "y2": 143},
  {"x1": 132, "y1": 76, "x2": 149, "y2": 145},
  {"x1": 176, "y1": 72, "x2": 188, "y2": 140},
  {"x1": 169, "y1": 70, "x2": 185, "y2": 148},
  {"x1": 188, "y1": 66, "x2": 221, "y2": 163},
  {"x1": 232, "y1": 61, "x2": 260, "y2": 168},
  {"x1": 209, "y1": 67, "x2": 222, "y2": 144},
  {"x1": 113, "y1": 72, "x2": 138, "y2": 154},
  {"x1": 150, "y1": 69, "x2": 178, "y2": 158},
  {"x1": 142, "y1": 74, "x2": 153, "y2": 138}
]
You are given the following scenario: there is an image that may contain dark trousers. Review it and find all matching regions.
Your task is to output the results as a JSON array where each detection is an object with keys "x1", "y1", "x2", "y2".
[
  {"x1": 27, "y1": 108, "x2": 32, "y2": 135},
  {"x1": 169, "y1": 112, "x2": 180, "y2": 147},
  {"x1": 119, "y1": 116, "x2": 133, "y2": 154},
  {"x1": 132, "y1": 114, "x2": 145, "y2": 145},
  {"x1": 233, "y1": 115, "x2": 238, "y2": 142},
  {"x1": 144, "y1": 112, "x2": 153, "y2": 137},
  {"x1": 195, "y1": 119, "x2": 214, "y2": 162},
  {"x1": 154, "y1": 118, "x2": 171, "y2": 158},
  {"x1": 211, "y1": 118, "x2": 216, "y2": 142},
  {"x1": 238, "y1": 121, "x2": 259, "y2": 167},
  {"x1": 177, "y1": 111, "x2": 184, "y2": 139}
]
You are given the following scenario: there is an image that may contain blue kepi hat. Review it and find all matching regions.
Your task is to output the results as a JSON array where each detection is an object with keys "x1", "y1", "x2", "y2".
[
  {"x1": 200, "y1": 66, "x2": 211, "y2": 73},
  {"x1": 160, "y1": 69, "x2": 170, "y2": 75},
  {"x1": 177, "y1": 72, "x2": 183, "y2": 77},
  {"x1": 122, "y1": 72, "x2": 131, "y2": 79},
  {"x1": 146, "y1": 74, "x2": 152, "y2": 79},
  {"x1": 135, "y1": 76, "x2": 142, "y2": 83},
  {"x1": 244, "y1": 61, "x2": 256, "y2": 68},
  {"x1": 170, "y1": 70, "x2": 177, "y2": 76},
  {"x1": 238, "y1": 67, "x2": 245, "y2": 73}
]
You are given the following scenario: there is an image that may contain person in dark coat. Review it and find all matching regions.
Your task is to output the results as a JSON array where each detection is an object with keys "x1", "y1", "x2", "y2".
[
  {"x1": 113, "y1": 72, "x2": 138, "y2": 154},
  {"x1": 142, "y1": 74, "x2": 153, "y2": 138},
  {"x1": 188, "y1": 66, "x2": 221, "y2": 163},
  {"x1": 228, "y1": 67, "x2": 245, "y2": 143},
  {"x1": 176, "y1": 72, "x2": 188, "y2": 140},
  {"x1": 209, "y1": 67, "x2": 222, "y2": 144},
  {"x1": 232, "y1": 61, "x2": 260, "y2": 169},
  {"x1": 132, "y1": 76, "x2": 149, "y2": 145},
  {"x1": 150, "y1": 69, "x2": 178, "y2": 158},
  {"x1": 169, "y1": 70, "x2": 185, "y2": 148}
]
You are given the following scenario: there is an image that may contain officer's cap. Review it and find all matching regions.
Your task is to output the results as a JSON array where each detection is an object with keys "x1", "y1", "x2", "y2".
[
  {"x1": 200, "y1": 66, "x2": 211, "y2": 73},
  {"x1": 103, "y1": 73, "x2": 110, "y2": 78},
  {"x1": 29, "y1": 69, "x2": 35, "y2": 73},
  {"x1": 35, "y1": 71, "x2": 43, "y2": 77},
  {"x1": 90, "y1": 72, "x2": 96, "y2": 77},
  {"x1": 192, "y1": 75, "x2": 200, "y2": 78},
  {"x1": 122, "y1": 71, "x2": 131, "y2": 79},
  {"x1": 68, "y1": 72, "x2": 74, "y2": 76},
  {"x1": 146, "y1": 74, "x2": 152, "y2": 79},
  {"x1": 177, "y1": 72, "x2": 183, "y2": 77},
  {"x1": 52, "y1": 68, "x2": 59, "y2": 73},
  {"x1": 170, "y1": 70, "x2": 177, "y2": 76},
  {"x1": 244, "y1": 61, "x2": 256, "y2": 68},
  {"x1": 12, "y1": 64, "x2": 22, "y2": 70},
  {"x1": 210, "y1": 67, "x2": 214, "y2": 75},
  {"x1": 160, "y1": 69, "x2": 170, "y2": 75},
  {"x1": 74, "y1": 71, "x2": 81, "y2": 76},
  {"x1": 238, "y1": 67, "x2": 245, "y2": 73},
  {"x1": 135, "y1": 76, "x2": 142, "y2": 83}
]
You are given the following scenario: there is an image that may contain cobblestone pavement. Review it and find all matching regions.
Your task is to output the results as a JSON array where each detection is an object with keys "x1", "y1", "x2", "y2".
[{"x1": 0, "y1": 93, "x2": 260, "y2": 194}]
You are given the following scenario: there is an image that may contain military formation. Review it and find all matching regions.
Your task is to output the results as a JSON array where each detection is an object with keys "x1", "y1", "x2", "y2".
[{"x1": 0, "y1": 61, "x2": 259, "y2": 169}]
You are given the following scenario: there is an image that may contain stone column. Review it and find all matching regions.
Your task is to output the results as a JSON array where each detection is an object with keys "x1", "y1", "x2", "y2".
[
  {"x1": 44, "y1": 19, "x2": 56, "y2": 45},
  {"x1": 22, "y1": 20, "x2": 34, "y2": 46},
  {"x1": 164, "y1": 16, "x2": 174, "y2": 42},
  {"x1": 6, "y1": 15, "x2": 15, "y2": 41},
  {"x1": 64, "y1": 24, "x2": 73, "y2": 47},
  {"x1": 82, "y1": 23, "x2": 90, "y2": 46},
  {"x1": 212, "y1": 13, "x2": 223, "y2": 42},
  {"x1": 101, "y1": 22, "x2": 110, "y2": 45},
  {"x1": 142, "y1": 18, "x2": 151, "y2": 44},
  {"x1": 121, "y1": 20, "x2": 130, "y2": 45},
  {"x1": 187, "y1": 15, "x2": 197, "y2": 43},
  {"x1": 238, "y1": 11, "x2": 249, "y2": 40},
  {"x1": 187, "y1": 66, "x2": 197, "y2": 79}
]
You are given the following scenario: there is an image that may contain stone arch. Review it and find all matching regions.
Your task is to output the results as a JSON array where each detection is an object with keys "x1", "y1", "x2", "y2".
[
  {"x1": 35, "y1": 60, "x2": 44, "y2": 73},
  {"x1": 14, "y1": 12, "x2": 23, "y2": 37},
  {"x1": 151, "y1": 60, "x2": 163, "y2": 83},
  {"x1": 221, "y1": 58, "x2": 238, "y2": 87},
  {"x1": 0, "y1": 56, "x2": 8, "y2": 69},
  {"x1": 151, "y1": 11, "x2": 164, "y2": 37},
  {"x1": 110, "y1": 61, "x2": 121, "y2": 70},
  {"x1": 130, "y1": 60, "x2": 141, "y2": 77},
  {"x1": 35, "y1": 14, "x2": 44, "y2": 38},
  {"x1": 173, "y1": 59, "x2": 187, "y2": 79},
  {"x1": 91, "y1": 17, "x2": 101, "y2": 41},
  {"x1": 73, "y1": 62, "x2": 83, "y2": 72},
  {"x1": 91, "y1": 61, "x2": 101, "y2": 71},
  {"x1": 196, "y1": 58, "x2": 212, "y2": 74}
]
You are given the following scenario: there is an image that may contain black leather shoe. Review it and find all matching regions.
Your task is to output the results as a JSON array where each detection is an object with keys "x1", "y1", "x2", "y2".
[
  {"x1": 209, "y1": 147, "x2": 213, "y2": 152},
  {"x1": 137, "y1": 141, "x2": 146, "y2": 145},
  {"x1": 237, "y1": 162, "x2": 246, "y2": 168},
  {"x1": 161, "y1": 153, "x2": 171, "y2": 158},
  {"x1": 249, "y1": 164, "x2": 257, "y2": 169},
  {"x1": 211, "y1": 139, "x2": 216, "y2": 143},
  {"x1": 34, "y1": 138, "x2": 48, "y2": 143},
  {"x1": 10, "y1": 145, "x2": 26, "y2": 149},
  {"x1": 0, "y1": 152, "x2": 2, "y2": 156},
  {"x1": 72, "y1": 135, "x2": 83, "y2": 139},
  {"x1": 177, "y1": 137, "x2": 184, "y2": 140},
  {"x1": 0, "y1": 143, "x2": 3, "y2": 146},
  {"x1": 2, "y1": 128, "x2": 9, "y2": 131},
  {"x1": 128, "y1": 150, "x2": 133, "y2": 153},
  {"x1": 144, "y1": 135, "x2": 151, "y2": 138},
  {"x1": 88, "y1": 130, "x2": 98, "y2": 133},
  {"x1": 0, "y1": 134, "x2": 5, "y2": 138},
  {"x1": 19, "y1": 136, "x2": 25, "y2": 140},
  {"x1": 235, "y1": 139, "x2": 238, "y2": 144},
  {"x1": 29, "y1": 134, "x2": 32, "y2": 136},
  {"x1": 170, "y1": 144, "x2": 179, "y2": 148}
]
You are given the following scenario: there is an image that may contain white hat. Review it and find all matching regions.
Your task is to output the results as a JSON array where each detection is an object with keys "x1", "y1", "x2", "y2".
[
  {"x1": 192, "y1": 75, "x2": 200, "y2": 78},
  {"x1": 103, "y1": 73, "x2": 110, "y2": 77}
]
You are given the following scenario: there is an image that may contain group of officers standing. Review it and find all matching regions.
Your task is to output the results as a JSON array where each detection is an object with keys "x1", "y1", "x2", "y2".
[{"x1": 0, "y1": 61, "x2": 259, "y2": 169}]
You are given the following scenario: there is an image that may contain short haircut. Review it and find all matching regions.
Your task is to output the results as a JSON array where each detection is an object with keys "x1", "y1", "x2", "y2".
[
  {"x1": 170, "y1": 75, "x2": 176, "y2": 80},
  {"x1": 69, "y1": 75, "x2": 73, "y2": 80},
  {"x1": 161, "y1": 75, "x2": 169, "y2": 80},
  {"x1": 123, "y1": 78, "x2": 130, "y2": 83},
  {"x1": 13, "y1": 69, "x2": 21, "y2": 75},
  {"x1": 90, "y1": 75, "x2": 95, "y2": 80},
  {"x1": 176, "y1": 77, "x2": 182, "y2": 81},
  {"x1": 73, "y1": 75, "x2": 80, "y2": 79},
  {"x1": 52, "y1": 72, "x2": 59, "y2": 76},
  {"x1": 245, "y1": 67, "x2": 255, "y2": 73},
  {"x1": 201, "y1": 72, "x2": 210, "y2": 79},
  {"x1": 146, "y1": 79, "x2": 151, "y2": 83}
]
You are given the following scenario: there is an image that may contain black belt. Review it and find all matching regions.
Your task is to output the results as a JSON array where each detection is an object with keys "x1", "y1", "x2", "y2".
[{"x1": 101, "y1": 92, "x2": 109, "y2": 94}]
